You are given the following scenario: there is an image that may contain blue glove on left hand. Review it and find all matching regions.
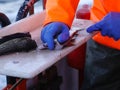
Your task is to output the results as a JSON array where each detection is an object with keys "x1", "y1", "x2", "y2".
[
  {"x1": 87, "y1": 12, "x2": 120, "y2": 40},
  {"x1": 41, "y1": 22, "x2": 70, "y2": 50}
]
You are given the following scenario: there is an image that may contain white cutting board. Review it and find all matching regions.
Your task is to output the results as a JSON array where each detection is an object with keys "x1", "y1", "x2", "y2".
[{"x1": 0, "y1": 11, "x2": 94, "y2": 79}]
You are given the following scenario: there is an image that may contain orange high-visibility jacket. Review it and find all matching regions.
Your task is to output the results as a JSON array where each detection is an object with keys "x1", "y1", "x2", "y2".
[{"x1": 44, "y1": 0, "x2": 120, "y2": 50}]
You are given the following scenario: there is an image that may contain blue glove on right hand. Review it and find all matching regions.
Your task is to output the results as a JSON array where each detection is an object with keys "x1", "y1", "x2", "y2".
[
  {"x1": 41, "y1": 22, "x2": 70, "y2": 50},
  {"x1": 87, "y1": 12, "x2": 120, "y2": 40}
]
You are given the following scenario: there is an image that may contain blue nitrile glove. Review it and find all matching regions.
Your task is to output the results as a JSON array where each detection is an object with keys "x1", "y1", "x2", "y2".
[
  {"x1": 41, "y1": 22, "x2": 70, "y2": 50},
  {"x1": 87, "y1": 12, "x2": 120, "y2": 40}
]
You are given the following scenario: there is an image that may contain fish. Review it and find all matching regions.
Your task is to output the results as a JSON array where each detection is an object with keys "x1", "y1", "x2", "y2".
[{"x1": 0, "y1": 32, "x2": 37, "y2": 56}]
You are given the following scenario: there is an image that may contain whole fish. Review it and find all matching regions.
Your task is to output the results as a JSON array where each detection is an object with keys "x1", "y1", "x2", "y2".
[{"x1": 0, "y1": 32, "x2": 37, "y2": 55}]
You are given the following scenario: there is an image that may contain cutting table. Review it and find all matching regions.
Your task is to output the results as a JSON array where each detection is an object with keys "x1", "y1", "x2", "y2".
[{"x1": 0, "y1": 11, "x2": 94, "y2": 79}]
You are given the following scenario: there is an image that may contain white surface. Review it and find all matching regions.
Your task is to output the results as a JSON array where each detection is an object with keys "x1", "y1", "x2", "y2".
[
  {"x1": 0, "y1": 11, "x2": 45, "y2": 37},
  {"x1": 0, "y1": 18, "x2": 94, "y2": 79},
  {"x1": 0, "y1": 0, "x2": 93, "y2": 89}
]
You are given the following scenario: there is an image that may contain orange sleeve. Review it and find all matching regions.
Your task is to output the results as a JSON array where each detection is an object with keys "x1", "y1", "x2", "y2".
[{"x1": 43, "y1": 0, "x2": 79, "y2": 27}]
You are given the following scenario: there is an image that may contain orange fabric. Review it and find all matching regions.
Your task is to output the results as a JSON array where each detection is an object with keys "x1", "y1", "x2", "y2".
[
  {"x1": 43, "y1": 0, "x2": 79, "y2": 27},
  {"x1": 44, "y1": 0, "x2": 120, "y2": 50},
  {"x1": 91, "y1": 0, "x2": 120, "y2": 50},
  {"x1": 93, "y1": 32, "x2": 120, "y2": 50}
]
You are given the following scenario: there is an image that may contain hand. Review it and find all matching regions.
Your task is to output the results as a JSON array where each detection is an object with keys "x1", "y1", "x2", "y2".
[
  {"x1": 87, "y1": 12, "x2": 120, "y2": 40},
  {"x1": 41, "y1": 22, "x2": 70, "y2": 50}
]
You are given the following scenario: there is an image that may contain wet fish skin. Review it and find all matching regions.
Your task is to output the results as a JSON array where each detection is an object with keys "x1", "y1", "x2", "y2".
[
  {"x1": 0, "y1": 32, "x2": 31, "y2": 44},
  {"x1": 0, "y1": 37, "x2": 37, "y2": 56}
]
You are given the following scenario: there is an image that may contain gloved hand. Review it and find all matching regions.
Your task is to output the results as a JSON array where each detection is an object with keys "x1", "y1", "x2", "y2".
[
  {"x1": 41, "y1": 22, "x2": 70, "y2": 50},
  {"x1": 87, "y1": 12, "x2": 120, "y2": 40}
]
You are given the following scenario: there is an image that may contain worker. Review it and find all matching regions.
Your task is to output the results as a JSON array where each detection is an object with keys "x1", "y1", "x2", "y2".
[{"x1": 41, "y1": 0, "x2": 120, "y2": 90}]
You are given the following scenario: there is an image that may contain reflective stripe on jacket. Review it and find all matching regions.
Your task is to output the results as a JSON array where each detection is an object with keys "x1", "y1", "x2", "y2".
[{"x1": 91, "y1": 0, "x2": 120, "y2": 50}]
